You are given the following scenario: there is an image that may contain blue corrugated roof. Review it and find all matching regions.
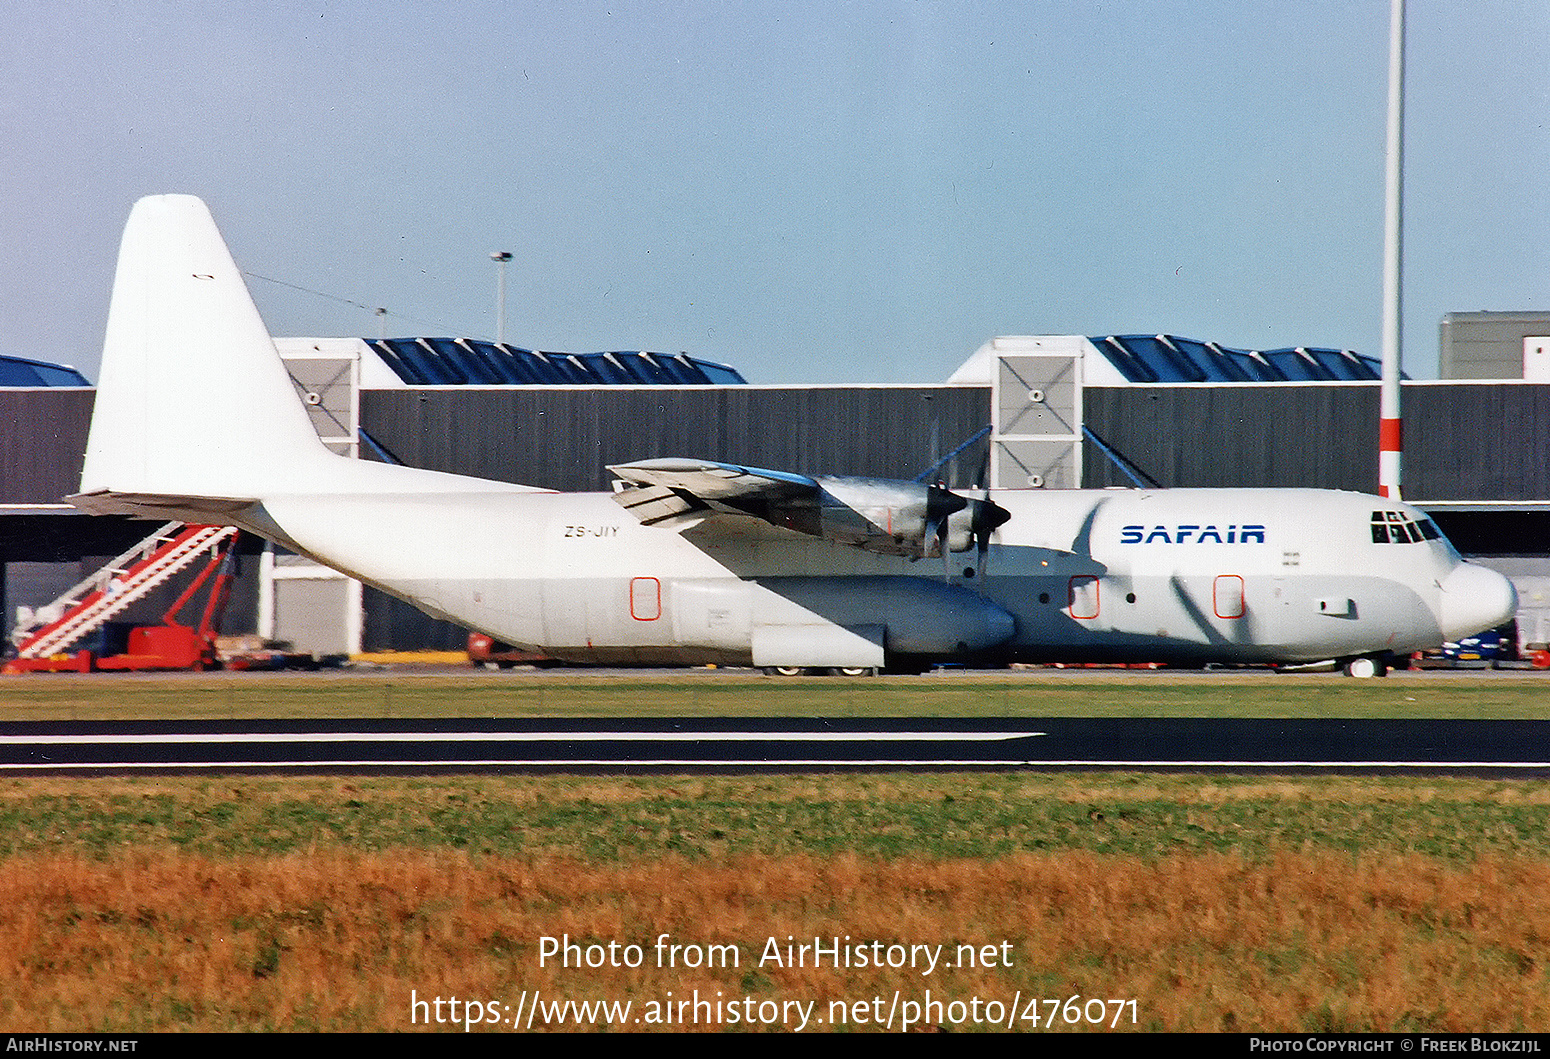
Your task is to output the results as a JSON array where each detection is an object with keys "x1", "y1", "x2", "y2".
[
  {"x1": 369, "y1": 338, "x2": 747, "y2": 386},
  {"x1": 1090, "y1": 335, "x2": 1392, "y2": 383},
  {"x1": 0, "y1": 354, "x2": 90, "y2": 387}
]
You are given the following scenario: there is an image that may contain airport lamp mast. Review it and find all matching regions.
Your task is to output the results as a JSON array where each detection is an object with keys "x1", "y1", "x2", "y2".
[
  {"x1": 1379, "y1": 0, "x2": 1405, "y2": 499},
  {"x1": 491, "y1": 251, "x2": 513, "y2": 344}
]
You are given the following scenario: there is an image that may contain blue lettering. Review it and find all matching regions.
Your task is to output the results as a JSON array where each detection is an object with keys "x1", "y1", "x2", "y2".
[{"x1": 1119, "y1": 522, "x2": 1268, "y2": 544}]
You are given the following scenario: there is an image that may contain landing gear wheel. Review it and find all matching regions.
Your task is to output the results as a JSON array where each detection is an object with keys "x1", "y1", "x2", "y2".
[
  {"x1": 1343, "y1": 656, "x2": 1387, "y2": 678},
  {"x1": 765, "y1": 666, "x2": 807, "y2": 677},
  {"x1": 831, "y1": 667, "x2": 877, "y2": 677}
]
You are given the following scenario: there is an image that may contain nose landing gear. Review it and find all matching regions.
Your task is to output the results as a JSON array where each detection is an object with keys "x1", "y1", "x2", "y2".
[{"x1": 1342, "y1": 655, "x2": 1389, "y2": 679}]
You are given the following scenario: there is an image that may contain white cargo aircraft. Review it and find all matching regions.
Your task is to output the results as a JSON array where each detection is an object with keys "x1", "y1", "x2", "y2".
[{"x1": 72, "y1": 195, "x2": 1517, "y2": 677}]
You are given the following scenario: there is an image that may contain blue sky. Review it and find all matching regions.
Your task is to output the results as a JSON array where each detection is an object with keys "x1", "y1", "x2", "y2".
[{"x1": 3, "y1": 1, "x2": 1546, "y2": 383}]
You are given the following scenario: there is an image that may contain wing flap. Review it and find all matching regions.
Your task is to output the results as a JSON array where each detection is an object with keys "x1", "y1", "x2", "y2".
[
  {"x1": 609, "y1": 482, "x2": 710, "y2": 528},
  {"x1": 609, "y1": 458, "x2": 816, "y2": 501}
]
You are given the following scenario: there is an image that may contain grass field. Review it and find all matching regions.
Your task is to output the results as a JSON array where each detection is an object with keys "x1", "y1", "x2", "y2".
[
  {"x1": 2, "y1": 665, "x2": 1549, "y2": 720},
  {"x1": 1, "y1": 669, "x2": 1547, "y2": 1032}
]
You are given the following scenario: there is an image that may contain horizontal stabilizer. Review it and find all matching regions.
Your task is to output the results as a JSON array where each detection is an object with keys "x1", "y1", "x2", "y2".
[{"x1": 68, "y1": 489, "x2": 258, "y2": 522}]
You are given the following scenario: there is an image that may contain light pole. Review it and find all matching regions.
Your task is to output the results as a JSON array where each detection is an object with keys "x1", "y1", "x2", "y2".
[
  {"x1": 490, "y1": 251, "x2": 512, "y2": 344},
  {"x1": 1379, "y1": 0, "x2": 1404, "y2": 499}
]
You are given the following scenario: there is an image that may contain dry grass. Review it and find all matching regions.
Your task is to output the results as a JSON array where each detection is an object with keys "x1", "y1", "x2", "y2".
[
  {"x1": 2, "y1": 772, "x2": 1546, "y2": 1032},
  {"x1": 1, "y1": 845, "x2": 1546, "y2": 1032}
]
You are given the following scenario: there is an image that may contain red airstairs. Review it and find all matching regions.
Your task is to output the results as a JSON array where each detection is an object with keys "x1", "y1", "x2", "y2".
[{"x1": 5, "y1": 523, "x2": 239, "y2": 673}]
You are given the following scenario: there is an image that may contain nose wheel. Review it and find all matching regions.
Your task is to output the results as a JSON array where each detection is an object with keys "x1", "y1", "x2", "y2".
[{"x1": 1343, "y1": 655, "x2": 1388, "y2": 678}]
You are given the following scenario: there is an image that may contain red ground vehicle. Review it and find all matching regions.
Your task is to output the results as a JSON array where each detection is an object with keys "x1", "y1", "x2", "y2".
[
  {"x1": 466, "y1": 632, "x2": 553, "y2": 668},
  {"x1": 6, "y1": 525, "x2": 239, "y2": 674}
]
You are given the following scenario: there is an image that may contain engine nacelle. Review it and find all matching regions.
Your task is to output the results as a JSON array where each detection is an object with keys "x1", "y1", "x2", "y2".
[
  {"x1": 808, "y1": 478, "x2": 1010, "y2": 558},
  {"x1": 802, "y1": 477, "x2": 960, "y2": 556},
  {"x1": 606, "y1": 459, "x2": 1012, "y2": 561},
  {"x1": 941, "y1": 495, "x2": 1012, "y2": 555}
]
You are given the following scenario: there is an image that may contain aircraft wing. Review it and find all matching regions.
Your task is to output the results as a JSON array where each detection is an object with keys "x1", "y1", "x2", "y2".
[{"x1": 608, "y1": 458, "x2": 1008, "y2": 559}]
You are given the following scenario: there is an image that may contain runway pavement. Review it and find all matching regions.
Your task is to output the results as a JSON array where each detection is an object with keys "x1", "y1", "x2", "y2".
[{"x1": 2, "y1": 715, "x2": 1547, "y2": 775}]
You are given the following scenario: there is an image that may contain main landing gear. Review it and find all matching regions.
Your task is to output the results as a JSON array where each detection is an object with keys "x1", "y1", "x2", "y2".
[
  {"x1": 1273, "y1": 654, "x2": 1392, "y2": 677},
  {"x1": 763, "y1": 666, "x2": 878, "y2": 677}
]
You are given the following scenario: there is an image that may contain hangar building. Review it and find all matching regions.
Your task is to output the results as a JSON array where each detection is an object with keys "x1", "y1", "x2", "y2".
[{"x1": 4, "y1": 329, "x2": 1549, "y2": 656}]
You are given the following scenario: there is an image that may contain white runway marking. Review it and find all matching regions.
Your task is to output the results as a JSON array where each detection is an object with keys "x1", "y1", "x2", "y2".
[
  {"x1": 3, "y1": 730, "x2": 1044, "y2": 744},
  {"x1": 5, "y1": 758, "x2": 1547, "y2": 770},
  {"x1": 0, "y1": 759, "x2": 1053, "y2": 770}
]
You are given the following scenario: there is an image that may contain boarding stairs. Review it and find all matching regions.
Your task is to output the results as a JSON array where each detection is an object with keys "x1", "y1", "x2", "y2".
[{"x1": 12, "y1": 523, "x2": 239, "y2": 659}]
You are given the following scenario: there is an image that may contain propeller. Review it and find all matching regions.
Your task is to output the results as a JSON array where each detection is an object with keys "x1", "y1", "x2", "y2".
[
  {"x1": 925, "y1": 484, "x2": 1010, "y2": 582},
  {"x1": 970, "y1": 491, "x2": 1010, "y2": 578},
  {"x1": 922, "y1": 484, "x2": 967, "y2": 580},
  {"x1": 961, "y1": 490, "x2": 1010, "y2": 580}
]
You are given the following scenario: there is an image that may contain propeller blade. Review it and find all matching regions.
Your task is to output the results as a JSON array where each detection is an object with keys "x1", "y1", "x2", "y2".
[
  {"x1": 924, "y1": 483, "x2": 965, "y2": 575},
  {"x1": 969, "y1": 492, "x2": 1009, "y2": 580}
]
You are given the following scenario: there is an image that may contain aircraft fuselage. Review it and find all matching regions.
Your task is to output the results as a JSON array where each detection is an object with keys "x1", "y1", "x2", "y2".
[{"x1": 244, "y1": 483, "x2": 1502, "y2": 669}]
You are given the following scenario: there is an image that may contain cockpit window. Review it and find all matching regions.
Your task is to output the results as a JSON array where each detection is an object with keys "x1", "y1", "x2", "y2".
[{"x1": 1371, "y1": 510, "x2": 1438, "y2": 545}]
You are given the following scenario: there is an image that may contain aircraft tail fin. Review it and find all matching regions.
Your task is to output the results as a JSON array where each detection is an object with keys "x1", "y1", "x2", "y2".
[{"x1": 79, "y1": 195, "x2": 335, "y2": 507}]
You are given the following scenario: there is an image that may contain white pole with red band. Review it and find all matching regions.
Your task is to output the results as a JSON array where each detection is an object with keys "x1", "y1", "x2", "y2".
[{"x1": 1379, "y1": 0, "x2": 1405, "y2": 499}]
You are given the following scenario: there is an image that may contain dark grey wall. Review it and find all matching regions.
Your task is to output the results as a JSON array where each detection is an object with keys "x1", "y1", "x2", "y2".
[
  {"x1": 13, "y1": 383, "x2": 1549, "y2": 506},
  {"x1": 1081, "y1": 384, "x2": 1550, "y2": 503},
  {"x1": 1401, "y1": 386, "x2": 1550, "y2": 503},
  {"x1": 359, "y1": 387, "x2": 993, "y2": 490},
  {"x1": 1082, "y1": 387, "x2": 1379, "y2": 491},
  {"x1": 0, "y1": 389, "x2": 91, "y2": 504}
]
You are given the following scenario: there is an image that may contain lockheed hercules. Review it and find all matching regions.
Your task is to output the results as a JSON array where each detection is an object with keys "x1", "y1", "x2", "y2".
[{"x1": 71, "y1": 196, "x2": 1517, "y2": 677}]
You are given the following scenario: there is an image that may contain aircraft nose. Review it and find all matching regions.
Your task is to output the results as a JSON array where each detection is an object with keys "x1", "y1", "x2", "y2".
[{"x1": 1439, "y1": 563, "x2": 1518, "y2": 641}]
